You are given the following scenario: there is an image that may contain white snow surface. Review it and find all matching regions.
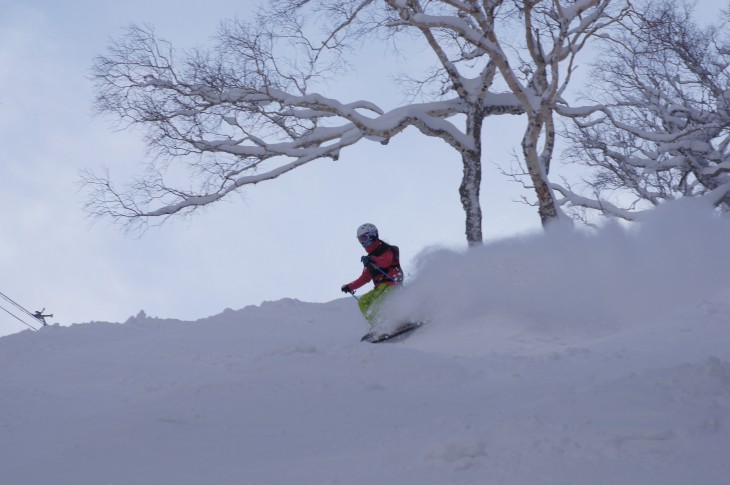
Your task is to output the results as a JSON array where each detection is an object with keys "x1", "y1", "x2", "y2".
[{"x1": 2, "y1": 201, "x2": 730, "y2": 484}]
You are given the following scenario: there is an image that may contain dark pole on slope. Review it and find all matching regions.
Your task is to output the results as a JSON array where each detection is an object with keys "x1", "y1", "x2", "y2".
[
  {"x1": 0, "y1": 290, "x2": 52, "y2": 332},
  {"x1": 33, "y1": 308, "x2": 53, "y2": 326}
]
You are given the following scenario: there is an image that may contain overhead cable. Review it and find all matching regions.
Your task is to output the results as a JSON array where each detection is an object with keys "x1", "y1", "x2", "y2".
[{"x1": 0, "y1": 290, "x2": 41, "y2": 332}]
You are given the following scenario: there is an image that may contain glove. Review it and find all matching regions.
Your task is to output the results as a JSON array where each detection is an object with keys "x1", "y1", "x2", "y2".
[
  {"x1": 361, "y1": 256, "x2": 372, "y2": 267},
  {"x1": 341, "y1": 284, "x2": 352, "y2": 294}
]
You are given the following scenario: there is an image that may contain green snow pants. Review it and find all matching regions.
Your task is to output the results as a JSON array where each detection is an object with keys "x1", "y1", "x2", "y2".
[{"x1": 358, "y1": 284, "x2": 396, "y2": 328}]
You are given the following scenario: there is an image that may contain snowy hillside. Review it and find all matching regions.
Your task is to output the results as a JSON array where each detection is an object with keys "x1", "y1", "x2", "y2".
[{"x1": 2, "y1": 202, "x2": 730, "y2": 485}]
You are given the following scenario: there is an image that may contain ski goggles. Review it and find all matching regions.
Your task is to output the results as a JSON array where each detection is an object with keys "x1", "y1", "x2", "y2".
[{"x1": 358, "y1": 234, "x2": 374, "y2": 245}]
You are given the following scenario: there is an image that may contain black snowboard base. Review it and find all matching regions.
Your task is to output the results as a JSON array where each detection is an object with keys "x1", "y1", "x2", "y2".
[{"x1": 361, "y1": 322, "x2": 423, "y2": 343}]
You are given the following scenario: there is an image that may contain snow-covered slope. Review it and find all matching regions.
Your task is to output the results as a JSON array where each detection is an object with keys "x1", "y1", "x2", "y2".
[{"x1": 2, "y1": 203, "x2": 729, "y2": 484}]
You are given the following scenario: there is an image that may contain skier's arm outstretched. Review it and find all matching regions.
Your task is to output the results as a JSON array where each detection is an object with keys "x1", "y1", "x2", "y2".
[{"x1": 341, "y1": 264, "x2": 372, "y2": 293}]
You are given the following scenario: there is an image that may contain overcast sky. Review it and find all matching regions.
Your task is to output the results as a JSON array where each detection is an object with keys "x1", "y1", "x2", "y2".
[{"x1": 0, "y1": 0, "x2": 723, "y2": 336}]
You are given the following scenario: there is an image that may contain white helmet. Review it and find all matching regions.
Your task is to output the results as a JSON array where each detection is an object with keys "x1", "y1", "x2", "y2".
[{"x1": 356, "y1": 223, "x2": 379, "y2": 247}]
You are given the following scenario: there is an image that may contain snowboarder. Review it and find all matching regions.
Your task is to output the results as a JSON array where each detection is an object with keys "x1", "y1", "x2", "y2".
[{"x1": 341, "y1": 223, "x2": 404, "y2": 338}]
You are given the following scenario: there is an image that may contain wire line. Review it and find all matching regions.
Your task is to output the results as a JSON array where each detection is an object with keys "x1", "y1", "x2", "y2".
[
  {"x1": 0, "y1": 290, "x2": 41, "y2": 332},
  {"x1": 0, "y1": 303, "x2": 39, "y2": 331}
]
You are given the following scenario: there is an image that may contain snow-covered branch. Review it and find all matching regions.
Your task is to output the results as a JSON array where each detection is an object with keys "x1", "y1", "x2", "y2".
[
  {"x1": 87, "y1": 0, "x2": 626, "y2": 240},
  {"x1": 562, "y1": 0, "x2": 730, "y2": 220},
  {"x1": 382, "y1": 0, "x2": 629, "y2": 226},
  {"x1": 87, "y1": 2, "x2": 533, "y2": 243}
]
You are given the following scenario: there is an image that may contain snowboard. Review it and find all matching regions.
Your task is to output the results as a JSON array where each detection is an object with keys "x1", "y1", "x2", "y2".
[{"x1": 361, "y1": 322, "x2": 423, "y2": 343}]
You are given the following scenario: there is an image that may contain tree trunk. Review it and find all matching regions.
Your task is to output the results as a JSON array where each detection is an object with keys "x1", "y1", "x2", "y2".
[
  {"x1": 523, "y1": 117, "x2": 560, "y2": 226},
  {"x1": 460, "y1": 113, "x2": 483, "y2": 246},
  {"x1": 532, "y1": 168, "x2": 559, "y2": 225}
]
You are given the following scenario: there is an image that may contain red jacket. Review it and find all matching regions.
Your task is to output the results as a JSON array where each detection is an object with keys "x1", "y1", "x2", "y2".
[{"x1": 347, "y1": 240, "x2": 401, "y2": 291}]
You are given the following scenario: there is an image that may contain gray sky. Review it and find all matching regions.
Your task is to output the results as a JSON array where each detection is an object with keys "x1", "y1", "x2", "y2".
[{"x1": 0, "y1": 0, "x2": 722, "y2": 336}]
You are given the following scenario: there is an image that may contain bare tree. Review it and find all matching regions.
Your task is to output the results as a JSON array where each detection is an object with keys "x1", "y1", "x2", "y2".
[
  {"x1": 557, "y1": 0, "x2": 730, "y2": 221},
  {"x1": 86, "y1": 11, "x2": 521, "y2": 244},
  {"x1": 86, "y1": 0, "x2": 625, "y2": 240},
  {"x1": 375, "y1": 0, "x2": 628, "y2": 225}
]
